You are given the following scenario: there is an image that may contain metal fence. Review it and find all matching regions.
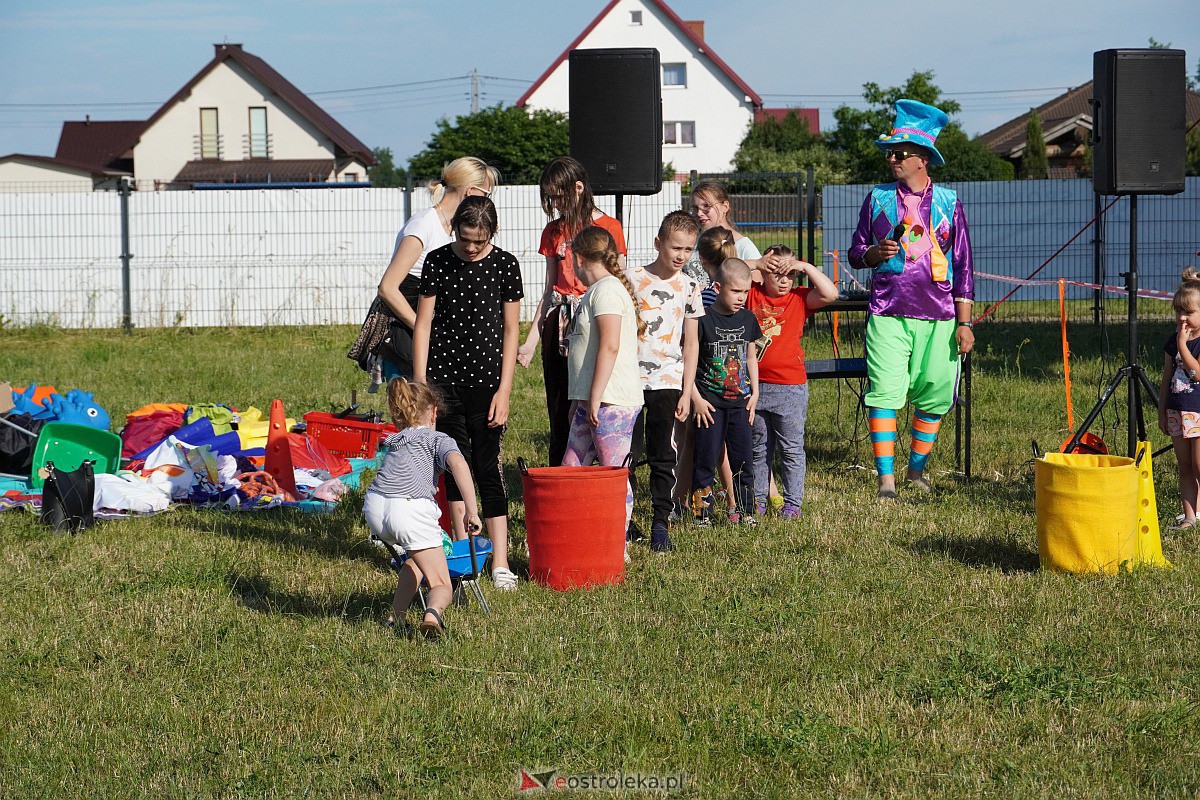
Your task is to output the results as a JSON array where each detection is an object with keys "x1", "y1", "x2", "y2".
[
  {"x1": 0, "y1": 182, "x2": 683, "y2": 328},
  {"x1": 4, "y1": 175, "x2": 1197, "y2": 329},
  {"x1": 824, "y1": 177, "x2": 1200, "y2": 323}
]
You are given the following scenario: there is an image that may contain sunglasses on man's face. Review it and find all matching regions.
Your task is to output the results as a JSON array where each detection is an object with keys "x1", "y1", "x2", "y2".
[{"x1": 886, "y1": 149, "x2": 923, "y2": 162}]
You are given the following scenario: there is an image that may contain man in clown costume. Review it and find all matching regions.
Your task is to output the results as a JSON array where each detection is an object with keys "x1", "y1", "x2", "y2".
[{"x1": 848, "y1": 99, "x2": 976, "y2": 500}]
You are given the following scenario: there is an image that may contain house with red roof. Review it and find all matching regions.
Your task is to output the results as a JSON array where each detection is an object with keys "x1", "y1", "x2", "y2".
[
  {"x1": 0, "y1": 43, "x2": 375, "y2": 191},
  {"x1": 979, "y1": 80, "x2": 1200, "y2": 178},
  {"x1": 517, "y1": 0, "x2": 816, "y2": 176}
]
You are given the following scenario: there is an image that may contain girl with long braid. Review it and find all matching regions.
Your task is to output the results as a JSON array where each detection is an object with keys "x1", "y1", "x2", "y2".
[{"x1": 561, "y1": 226, "x2": 644, "y2": 543}]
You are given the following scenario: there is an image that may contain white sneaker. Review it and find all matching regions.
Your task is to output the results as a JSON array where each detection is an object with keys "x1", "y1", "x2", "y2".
[{"x1": 491, "y1": 566, "x2": 518, "y2": 591}]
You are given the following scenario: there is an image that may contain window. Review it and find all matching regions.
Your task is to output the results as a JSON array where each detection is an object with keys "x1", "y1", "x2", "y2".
[
  {"x1": 200, "y1": 108, "x2": 219, "y2": 159},
  {"x1": 662, "y1": 63, "x2": 687, "y2": 87},
  {"x1": 248, "y1": 107, "x2": 268, "y2": 158},
  {"x1": 630, "y1": 10, "x2": 642, "y2": 24},
  {"x1": 663, "y1": 121, "x2": 695, "y2": 146},
  {"x1": 343, "y1": 173, "x2": 359, "y2": 183}
]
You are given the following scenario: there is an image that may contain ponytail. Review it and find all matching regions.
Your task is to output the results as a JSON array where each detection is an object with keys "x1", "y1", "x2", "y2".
[{"x1": 386, "y1": 378, "x2": 442, "y2": 430}]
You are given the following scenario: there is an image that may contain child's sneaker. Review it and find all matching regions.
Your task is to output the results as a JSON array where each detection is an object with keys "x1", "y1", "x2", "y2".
[
  {"x1": 491, "y1": 566, "x2": 518, "y2": 591},
  {"x1": 650, "y1": 523, "x2": 674, "y2": 553},
  {"x1": 780, "y1": 503, "x2": 802, "y2": 520},
  {"x1": 626, "y1": 519, "x2": 646, "y2": 543},
  {"x1": 769, "y1": 495, "x2": 786, "y2": 512},
  {"x1": 743, "y1": 515, "x2": 758, "y2": 526},
  {"x1": 691, "y1": 487, "x2": 714, "y2": 527},
  {"x1": 754, "y1": 498, "x2": 767, "y2": 516},
  {"x1": 727, "y1": 510, "x2": 742, "y2": 525}
]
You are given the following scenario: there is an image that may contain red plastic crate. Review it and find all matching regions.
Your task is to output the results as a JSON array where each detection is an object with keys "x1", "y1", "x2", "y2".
[{"x1": 303, "y1": 412, "x2": 397, "y2": 459}]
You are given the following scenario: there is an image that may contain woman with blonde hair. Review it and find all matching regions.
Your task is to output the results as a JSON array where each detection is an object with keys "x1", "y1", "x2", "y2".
[
  {"x1": 376, "y1": 156, "x2": 500, "y2": 381},
  {"x1": 684, "y1": 181, "x2": 761, "y2": 281}
]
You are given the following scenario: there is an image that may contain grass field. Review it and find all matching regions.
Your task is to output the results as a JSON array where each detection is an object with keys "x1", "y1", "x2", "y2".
[{"x1": 2, "y1": 318, "x2": 1199, "y2": 798}]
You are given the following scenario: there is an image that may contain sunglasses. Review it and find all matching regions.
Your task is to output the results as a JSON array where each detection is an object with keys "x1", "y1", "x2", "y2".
[
  {"x1": 471, "y1": 185, "x2": 492, "y2": 198},
  {"x1": 885, "y1": 149, "x2": 924, "y2": 162}
]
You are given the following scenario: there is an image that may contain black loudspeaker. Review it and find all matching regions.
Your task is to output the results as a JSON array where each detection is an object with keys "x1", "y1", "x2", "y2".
[
  {"x1": 569, "y1": 48, "x2": 662, "y2": 195},
  {"x1": 1092, "y1": 48, "x2": 1186, "y2": 195}
]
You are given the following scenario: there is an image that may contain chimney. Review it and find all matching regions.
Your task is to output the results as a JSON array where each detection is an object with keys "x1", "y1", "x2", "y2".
[{"x1": 685, "y1": 20, "x2": 704, "y2": 41}]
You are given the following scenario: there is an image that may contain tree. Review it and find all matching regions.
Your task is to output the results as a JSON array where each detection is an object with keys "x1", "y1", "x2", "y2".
[
  {"x1": 826, "y1": 71, "x2": 960, "y2": 184},
  {"x1": 933, "y1": 126, "x2": 1014, "y2": 182},
  {"x1": 1150, "y1": 37, "x2": 1199, "y2": 89},
  {"x1": 407, "y1": 104, "x2": 568, "y2": 184},
  {"x1": 367, "y1": 147, "x2": 406, "y2": 187},
  {"x1": 732, "y1": 110, "x2": 849, "y2": 187},
  {"x1": 1020, "y1": 109, "x2": 1049, "y2": 179},
  {"x1": 826, "y1": 70, "x2": 1011, "y2": 183},
  {"x1": 1187, "y1": 125, "x2": 1200, "y2": 177}
]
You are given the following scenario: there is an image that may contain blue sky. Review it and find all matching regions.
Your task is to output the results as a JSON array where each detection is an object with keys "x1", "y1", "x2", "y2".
[{"x1": 1, "y1": 0, "x2": 1195, "y2": 165}]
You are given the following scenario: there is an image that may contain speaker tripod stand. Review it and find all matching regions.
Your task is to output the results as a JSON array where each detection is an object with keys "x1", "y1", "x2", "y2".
[{"x1": 1063, "y1": 194, "x2": 1160, "y2": 458}]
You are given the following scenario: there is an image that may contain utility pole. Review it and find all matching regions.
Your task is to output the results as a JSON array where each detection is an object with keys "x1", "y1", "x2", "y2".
[{"x1": 471, "y1": 68, "x2": 479, "y2": 114}]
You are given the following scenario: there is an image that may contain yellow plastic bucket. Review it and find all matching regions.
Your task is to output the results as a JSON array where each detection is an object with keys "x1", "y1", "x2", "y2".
[{"x1": 1035, "y1": 451, "x2": 1138, "y2": 574}]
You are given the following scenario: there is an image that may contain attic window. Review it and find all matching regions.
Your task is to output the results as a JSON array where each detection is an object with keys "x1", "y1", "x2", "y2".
[
  {"x1": 630, "y1": 10, "x2": 642, "y2": 24},
  {"x1": 662, "y1": 63, "x2": 687, "y2": 87}
]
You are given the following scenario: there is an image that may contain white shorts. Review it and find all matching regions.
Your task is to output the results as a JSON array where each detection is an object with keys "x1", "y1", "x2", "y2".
[{"x1": 363, "y1": 493, "x2": 443, "y2": 553}]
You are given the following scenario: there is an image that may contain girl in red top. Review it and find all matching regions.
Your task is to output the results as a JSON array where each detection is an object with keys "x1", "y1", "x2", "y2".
[
  {"x1": 517, "y1": 156, "x2": 627, "y2": 467},
  {"x1": 748, "y1": 245, "x2": 839, "y2": 519}
]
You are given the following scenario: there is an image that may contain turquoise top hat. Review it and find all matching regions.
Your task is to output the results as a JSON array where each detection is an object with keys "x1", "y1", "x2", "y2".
[{"x1": 875, "y1": 99, "x2": 949, "y2": 166}]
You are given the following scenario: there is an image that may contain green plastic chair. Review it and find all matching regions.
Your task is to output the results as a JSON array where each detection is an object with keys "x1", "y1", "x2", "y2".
[{"x1": 28, "y1": 422, "x2": 122, "y2": 489}]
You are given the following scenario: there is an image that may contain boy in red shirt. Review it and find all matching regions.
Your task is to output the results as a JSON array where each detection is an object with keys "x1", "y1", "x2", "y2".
[{"x1": 748, "y1": 245, "x2": 839, "y2": 519}]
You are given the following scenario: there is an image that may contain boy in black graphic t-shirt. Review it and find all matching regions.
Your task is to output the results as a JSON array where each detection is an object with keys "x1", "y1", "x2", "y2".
[{"x1": 685, "y1": 258, "x2": 762, "y2": 526}]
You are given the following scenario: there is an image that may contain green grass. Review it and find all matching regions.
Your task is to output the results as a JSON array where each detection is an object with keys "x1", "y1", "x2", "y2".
[{"x1": 2, "y1": 320, "x2": 1199, "y2": 798}]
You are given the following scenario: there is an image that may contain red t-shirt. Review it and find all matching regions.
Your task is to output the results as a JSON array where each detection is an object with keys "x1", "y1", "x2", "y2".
[
  {"x1": 749, "y1": 284, "x2": 812, "y2": 384},
  {"x1": 538, "y1": 213, "x2": 627, "y2": 297}
]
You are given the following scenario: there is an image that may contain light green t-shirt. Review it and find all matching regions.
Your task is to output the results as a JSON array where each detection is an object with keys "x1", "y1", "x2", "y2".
[{"x1": 566, "y1": 276, "x2": 643, "y2": 407}]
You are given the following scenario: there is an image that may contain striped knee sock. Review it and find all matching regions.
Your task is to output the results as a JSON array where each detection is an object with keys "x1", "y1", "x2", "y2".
[
  {"x1": 868, "y1": 408, "x2": 897, "y2": 478},
  {"x1": 908, "y1": 409, "x2": 942, "y2": 473}
]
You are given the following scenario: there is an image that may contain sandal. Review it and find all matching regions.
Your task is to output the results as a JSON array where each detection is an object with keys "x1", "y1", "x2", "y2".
[
  {"x1": 1168, "y1": 519, "x2": 1197, "y2": 531},
  {"x1": 419, "y1": 608, "x2": 446, "y2": 641}
]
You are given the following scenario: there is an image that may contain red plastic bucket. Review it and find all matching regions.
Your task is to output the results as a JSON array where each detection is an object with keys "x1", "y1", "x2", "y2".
[{"x1": 520, "y1": 458, "x2": 628, "y2": 590}]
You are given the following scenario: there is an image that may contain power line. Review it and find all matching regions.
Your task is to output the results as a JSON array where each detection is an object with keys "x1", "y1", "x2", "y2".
[
  {"x1": 307, "y1": 75, "x2": 468, "y2": 96},
  {"x1": 0, "y1": 100, "x2": 162, "y2": 109},
  {"x1": 761, "y1": 85, "x2": 1074, "y2": 101}
]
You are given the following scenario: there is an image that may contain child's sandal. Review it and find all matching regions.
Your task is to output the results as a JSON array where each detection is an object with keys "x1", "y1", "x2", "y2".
[{"x1": 419, "y1": 608, "x2": 447, "y2": 641}]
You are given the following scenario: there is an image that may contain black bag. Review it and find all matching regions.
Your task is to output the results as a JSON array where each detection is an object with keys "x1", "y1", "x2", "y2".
[
  {"x1": 41, "y1": 460, "x2": 95, "y2": 534},
  {"x1": 0, "y1": 413, "x2": 45, "y2": 475}
]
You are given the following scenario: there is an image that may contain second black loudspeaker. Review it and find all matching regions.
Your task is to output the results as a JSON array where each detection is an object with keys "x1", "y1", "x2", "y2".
[
  {"x1": 1092, "y1": 48, "x2": 1186, "y2": 195},
  {"x1": 569, "y1": 48, "x2": 662, "y2": 195}
]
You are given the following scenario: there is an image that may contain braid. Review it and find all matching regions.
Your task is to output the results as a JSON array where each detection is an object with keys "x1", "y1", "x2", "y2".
[
  {"x1": 608, "y1": 258, "x2": 648, "y2": 339},
  {"x1": 573, "y1": 225, "x2": 646, "y2": 339}
]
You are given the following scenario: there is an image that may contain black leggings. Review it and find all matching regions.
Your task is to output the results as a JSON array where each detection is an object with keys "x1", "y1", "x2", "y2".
[
  {"x1": 540, "y1": 312, "x2": 572, "y2": 467},
  {"x1": 435, "y1": 383, "x2": 508, "y2": 519}
]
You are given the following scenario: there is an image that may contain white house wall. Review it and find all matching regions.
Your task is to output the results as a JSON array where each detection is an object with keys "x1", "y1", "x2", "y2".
[
  {"x1": 133, "y1": 61, "x2": 342, "y2": 187},
  {"x1": 522, "y1": 0, "x2": 755, "y2": 174},
  {"x1": 0, "y1": 161, "x2": 96, "y2": 192}
]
